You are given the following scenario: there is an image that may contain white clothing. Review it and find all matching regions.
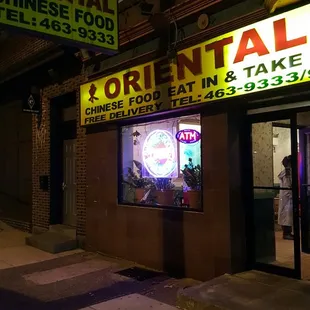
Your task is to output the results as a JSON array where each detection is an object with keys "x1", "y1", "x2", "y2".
[{"x1": 278, "y1": 169, "x2": 293, "y2": 227}]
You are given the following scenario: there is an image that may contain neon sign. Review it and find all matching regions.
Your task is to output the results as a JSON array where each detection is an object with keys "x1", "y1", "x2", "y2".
[
  {"x1": 142, "y1": 130, "x2": 177, "y2": 178},
  {"x1": 176, "y1": 129, "x2": 201, "y2": 144}
]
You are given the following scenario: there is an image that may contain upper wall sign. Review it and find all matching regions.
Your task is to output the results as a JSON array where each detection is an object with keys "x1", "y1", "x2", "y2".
[
  {"x1": 0, "y1": 0, "x2": 118, "y2": 53},
  {"x1": 80, "y1": 4, "x2": 310, "y2": 126},
  {"x1": 265, "y1": 0, "x2": 301, "y2": 13}
]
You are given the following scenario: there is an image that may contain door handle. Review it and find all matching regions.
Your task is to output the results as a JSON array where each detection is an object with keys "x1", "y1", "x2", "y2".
[
  {"x1": 302, "y1": 184, "x2": 310, "y2": 187},
  {"x1": 62, "y1": 182, "x2": 67, "y2": 191}
]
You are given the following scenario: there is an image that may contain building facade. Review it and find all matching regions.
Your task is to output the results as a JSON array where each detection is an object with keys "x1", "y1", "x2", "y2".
[
  {"x1": 0, "y1": 33, "x2": 67, "y2": 231},
  {"x1": 6, "y1": 0, "x2": 308, "y2": 281}
]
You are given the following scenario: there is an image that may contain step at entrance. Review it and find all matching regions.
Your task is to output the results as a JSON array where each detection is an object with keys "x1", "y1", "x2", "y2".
[
  {"x1": 26, "y1": 229, "x2": 77, "y2": 254},
  {"x1": 49, "y1": 224, "x2": 76, "y2": 239}
]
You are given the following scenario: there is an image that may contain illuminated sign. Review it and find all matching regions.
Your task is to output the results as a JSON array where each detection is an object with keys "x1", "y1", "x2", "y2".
[
  {"x1": 80, "y1": 4, "x2": 310, "y2": 126},
  {"x1": 0, "y1": 0, "x2": 118, "y2": 53},
  {"x1": 176, "y1": 129, "x2": 201, "y2": 144},
  {"x1": 142, "y1": 130, "x2": 177, "y2": 178}
]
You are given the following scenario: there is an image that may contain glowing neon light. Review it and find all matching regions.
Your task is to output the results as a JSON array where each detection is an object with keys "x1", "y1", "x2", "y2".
[
  {"x1": 176, "y1": 129, "x2": 201, "y2": 144},
  {"x1": 142, "y1": 130, "x2": 177, "y2": 178}
]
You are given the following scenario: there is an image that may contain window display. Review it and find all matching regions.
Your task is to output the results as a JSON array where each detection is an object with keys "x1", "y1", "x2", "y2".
[
  {"x1": 120, "y1": 114, "x2": 202, "y2": 209},
  {"x1": 142, "y1": 129, "x2": 178, "y2": 178}
]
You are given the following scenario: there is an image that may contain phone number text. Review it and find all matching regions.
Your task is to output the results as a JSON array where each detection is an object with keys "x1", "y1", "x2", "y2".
[
  {"x1": 204, "y1": 70, "x2": 310, "y2": 100},
  {"x1": 39, "y1": 18, "x2": 115, "y2": 45}
]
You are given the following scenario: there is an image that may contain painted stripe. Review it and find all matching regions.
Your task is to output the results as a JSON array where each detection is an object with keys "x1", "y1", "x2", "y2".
[
  {"x1": 23, "y1": 259, "x2": 115, "y2": 285},
  {"x1": 79, "y1": 294, "x2": 178, "y2": 310}
]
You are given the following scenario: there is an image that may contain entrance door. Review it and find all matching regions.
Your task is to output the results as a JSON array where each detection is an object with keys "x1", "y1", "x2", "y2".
[
  {"x1": 247, "y1": 113, "x2": 301, "y2": 278},
  {"x1": 62, "y1": 139, "x2": 77, "y2": 226}
]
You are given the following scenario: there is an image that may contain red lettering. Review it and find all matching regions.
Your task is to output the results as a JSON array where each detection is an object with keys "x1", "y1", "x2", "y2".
[
  {"x1": 78, "y1": 0, "x2": 114, "y2": 13},
  {"x1": 154, "y1": 59, "x2": 173, "y2": 86},
  {"x1": 123, "y1": 71, "x2": 142, "y2": 95},
  {"x1": 234, "y1": 29, "x2": 269, "y2": 64},
  {"x1": 144, "y1": 65, "x2": 152, "y2": 90},
  {"x1": 274, "y1": 18, "x2": 307, "y2": 52},
  {"x1": 205, "y1": 37, "x2": 233, "y2": 69},
  {"x1": 86, "y1": 0, "x2": 101, "y2": 10},
  {"x1": 104, "y1": 78, "x2": 120, "y2": 99},
  {"x1": 177, "y1": 47, "x2": 202, "y2": 80},
  {"x1": 189, "y1": 132, "x2": 196, "y2": 140}
]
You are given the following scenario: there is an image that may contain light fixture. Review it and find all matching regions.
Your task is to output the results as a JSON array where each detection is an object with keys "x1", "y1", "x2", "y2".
[
  {"x1": 273, "y1": 133, "x2": 279, "y2": 153},
  {"x1": 139, "y1": 1, "x2": 154, "y2": 16},
  {"x1": 273, "y1": 137, "x2": 279, "y2": 146},
  {"x1": 197, "y1": 14, "x2": 209, "y2": 30}
]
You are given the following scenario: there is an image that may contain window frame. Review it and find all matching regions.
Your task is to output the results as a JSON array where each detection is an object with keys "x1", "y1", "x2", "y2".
[
  {"x1": 177, "y1": 117, "x2": 201, "y2": 178},
  {"x1": 117, "y1": 113, "x2": 203, "y2": 212}
]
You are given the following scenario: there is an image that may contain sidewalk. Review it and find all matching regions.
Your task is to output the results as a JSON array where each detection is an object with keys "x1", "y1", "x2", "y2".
[
  {"x1": 0, "y1": 221, "x2": 198, "y2": 310},
  {"x1": 177, "y1": 271, "x2": 310, "y2": 310},
  {"x1": 0, "y1": 221, "x2": 83, "y2": 269},
  {"x1": 5, "y1": 222, "x2": 310, "y2": 310}
]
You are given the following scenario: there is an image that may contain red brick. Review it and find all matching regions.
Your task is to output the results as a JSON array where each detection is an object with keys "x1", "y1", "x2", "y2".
[{"x1": 0, "y1": 34, "x2": 54, "y2": 73}]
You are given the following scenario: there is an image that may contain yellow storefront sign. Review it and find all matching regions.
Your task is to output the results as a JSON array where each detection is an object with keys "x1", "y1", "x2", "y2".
[
  {"x1": 80, "y1": 4, "x2": 310, "y2": 126},
  {"x1": 265, "y1": 0, "x2": 301, "y2": 13},
  {"x1": 0, "y1": 0, "x2": 118, "y2": 52}
]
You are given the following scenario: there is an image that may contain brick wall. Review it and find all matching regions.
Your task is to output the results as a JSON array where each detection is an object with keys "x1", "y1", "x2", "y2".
[
  {"x1": 0, "y1": 34, "x2": 54, "y2": 73},
  {"x1": 0, "y1": 101, "x2": 32, "y2": 230},
  {"x1": 32, "y1": 75, "x2": 87, "y2": 236}
]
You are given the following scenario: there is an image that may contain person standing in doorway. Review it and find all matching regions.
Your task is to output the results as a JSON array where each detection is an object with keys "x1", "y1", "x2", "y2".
[{"x1": 278, "y1": 155, "x2": 294, "y2": 240}]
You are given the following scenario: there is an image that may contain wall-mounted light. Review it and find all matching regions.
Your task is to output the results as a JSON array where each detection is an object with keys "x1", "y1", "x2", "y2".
[
  {"x1": 197, "y1": 14, "x2": 209, "y2": 30},
  {"x1": 273, "y1": 133, "x2": 279, "y2": 153},
  {"x1": 273, "y1": 137, "x2": 279, "y2": 146},
  {"x1": 139, "y1": 0, "x2": 154, "y2": 16}
]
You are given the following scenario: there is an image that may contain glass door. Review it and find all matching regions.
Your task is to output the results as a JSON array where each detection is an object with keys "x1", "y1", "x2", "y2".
[
  {"x1": 247, "y1": 113, "x2": 301, "y2": 278},
  {"x1": 297, "y1": 112, "x2": 310, "y2": 254}
]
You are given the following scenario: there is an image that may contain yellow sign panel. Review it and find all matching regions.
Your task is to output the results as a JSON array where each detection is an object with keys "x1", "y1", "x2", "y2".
[
  {"x1": 0, "y1": 0, "x2": 118, "y2": 52},
  {"x1": 80, "y1": 4, "x2": 310, "y2": 126},
  {"x1": 265, "y1": 0, "x2": 301, "y2": 13}
]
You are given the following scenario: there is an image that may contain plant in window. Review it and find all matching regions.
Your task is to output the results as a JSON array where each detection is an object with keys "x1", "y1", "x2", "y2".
[
  {"x1": 181, "y1": 158, "x2": 201, "y2": 208},
  {"x1": 181, "y1": 158, "x2": 201, "y2": 189},
  {"x1": 125, "y1": 160, "x2": 154, "y2": 203},
  {"x1": 154, "y1": 178, "x2": 175, "y2": 191},
  {"x1": 153, "y1": 178, "x2": 175, "y2": 206}
]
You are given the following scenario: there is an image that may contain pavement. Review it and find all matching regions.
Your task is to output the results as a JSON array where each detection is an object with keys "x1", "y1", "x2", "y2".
[
  {"x1": 0, "y1": 221, "x2": 199, "y2": 310},
  {"x1": 3, "y1": 221, "x2": 310, "y2": 310},
  {"x1": 177, "y1": 271, "x2": 310, "y2": 310}
]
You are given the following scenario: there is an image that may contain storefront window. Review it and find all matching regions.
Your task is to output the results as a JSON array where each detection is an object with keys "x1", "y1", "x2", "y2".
[{"x1": 120, "y1": 114, "x2": 202, "y2": 209}]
